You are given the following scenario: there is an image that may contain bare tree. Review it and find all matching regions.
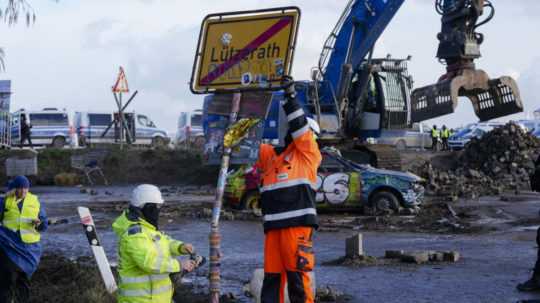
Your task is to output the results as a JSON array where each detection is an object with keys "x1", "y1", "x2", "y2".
[{"x1": 0, "y1": 0, "x2": 35, "y2": 71}]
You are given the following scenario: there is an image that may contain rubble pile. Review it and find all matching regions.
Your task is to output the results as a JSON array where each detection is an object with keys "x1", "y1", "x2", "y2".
[{"x1": 420, "y1": 122, "x2": 540, "y2": 198}]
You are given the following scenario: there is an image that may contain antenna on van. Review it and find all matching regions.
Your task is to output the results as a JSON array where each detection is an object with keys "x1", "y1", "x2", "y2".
[{"x1": 101, "y1": 66, "x2": 138, "y2": 149}]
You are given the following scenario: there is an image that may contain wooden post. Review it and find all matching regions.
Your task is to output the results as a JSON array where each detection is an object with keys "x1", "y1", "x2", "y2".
[{"x1": 209, "y1": 92, "x2": 241, "y2": 303}]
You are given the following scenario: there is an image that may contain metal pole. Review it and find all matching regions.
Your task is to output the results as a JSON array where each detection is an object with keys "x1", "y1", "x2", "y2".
[
  {"x1": 209, "y1": 92, "x2": 241, "y2": 303},
  {"x1": 119, "y1": 93, "x2": 124, "y2": 150}
]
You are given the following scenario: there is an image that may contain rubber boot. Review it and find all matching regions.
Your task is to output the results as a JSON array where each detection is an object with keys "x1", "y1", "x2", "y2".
[{"x1": 517, "y1": 276, "x2": 540, "y2": 292}]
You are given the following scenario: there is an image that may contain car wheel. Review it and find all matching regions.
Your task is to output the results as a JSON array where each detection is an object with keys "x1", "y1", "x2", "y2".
[
  {"x1": 371, "y1": 190, "x2": 400, "y2": 214},
  {"x1": 52, "y1": 136, "x2": 66, "y2": 148},
  {"x1": 396, "y1": 140, "x2": 407, "y2": 150},
  {"x1": 241, "y1": 190, "x2": 262, "y2": 216},
  {"x1": 152, "y1": 137, "x2": 165, "y2": 148}
]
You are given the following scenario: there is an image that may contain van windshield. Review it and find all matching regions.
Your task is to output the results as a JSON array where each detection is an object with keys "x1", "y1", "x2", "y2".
[
  {"x1": 29, "y1": 113, "x2": 68, "y2": 126},
  {"x1": 89, "y1": 114, "x2": 112, "y2": 126},
  {"x1": 191, "y1": 114, "x2": 202, "y2": 127}
]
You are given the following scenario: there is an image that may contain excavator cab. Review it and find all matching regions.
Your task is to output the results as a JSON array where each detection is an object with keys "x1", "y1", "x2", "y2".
[
  {"x1": 345, "y1": 57, "x2": 412, "y2": 138},
  {"x1": 410, "y1": 0, "x2": 523, "y2": 123}
]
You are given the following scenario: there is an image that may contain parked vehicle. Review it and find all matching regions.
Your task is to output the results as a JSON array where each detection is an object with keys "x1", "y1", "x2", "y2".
[
  {"x1": 12, "y1": 108, "x2": 74, "y2": 148},
  {"x1": 515, "y1": 119, "x2": 540, "y2": 133},
  {"x1": 448, "y1": 122, "x2": 504, "y2": 150},
  {"x1": 533, "y1": 128, "x2": 540, "y2": 139},
  {"x1": 74, "y1": 111, "x2": 169, "y2": 147},
  {"x1": 224, "y1": 148, "x2": 424, "y2": 214},
  {"x1": 374, "y1": 123, "x2": 432, "y2": 150},
  {"x1": 176, "y1": 110, "x2": 204, "y2": 147}
]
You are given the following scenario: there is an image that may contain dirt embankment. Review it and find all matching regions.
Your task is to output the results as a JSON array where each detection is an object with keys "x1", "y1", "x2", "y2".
[
  {"x1": 31, "y1": 254, "x2": 213, "y2": 303},
  {"x1": 0, "y1": 148, "x2": 218, "y2": 186}
]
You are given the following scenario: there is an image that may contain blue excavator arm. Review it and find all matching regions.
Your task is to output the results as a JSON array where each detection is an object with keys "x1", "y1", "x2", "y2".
[{"x1": 318, "y1": 0, "x2": 405, "y2": 107}]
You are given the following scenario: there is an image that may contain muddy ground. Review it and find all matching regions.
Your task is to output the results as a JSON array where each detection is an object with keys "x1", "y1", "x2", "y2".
[{"x1": 23, "y1": 185, "x2": 540, "y2": 302}]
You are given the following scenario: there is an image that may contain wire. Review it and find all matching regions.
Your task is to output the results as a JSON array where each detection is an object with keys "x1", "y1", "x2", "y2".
[{"x1": 475, "y1": 0, "x2": 495, "y2": 29}]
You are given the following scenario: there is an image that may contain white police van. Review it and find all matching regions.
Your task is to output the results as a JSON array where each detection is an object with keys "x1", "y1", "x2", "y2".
[
  {"x1": 74, "y1": 111, "x2": 169, "y2": 147},
  {"x1": 11, "y1": 108, "x2": 74, "y2": 148},
  {"x1": 176, "y1": 110, "x2": 204, "y2": 147}
]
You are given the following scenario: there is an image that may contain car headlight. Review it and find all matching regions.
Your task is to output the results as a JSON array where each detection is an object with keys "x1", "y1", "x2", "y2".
[{"x1": 412, "y1": 182, "x2": 424, "y2": 193}]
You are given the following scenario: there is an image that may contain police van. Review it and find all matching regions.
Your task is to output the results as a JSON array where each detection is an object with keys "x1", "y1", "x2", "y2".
[
  {"x1": 176, "y1": 110, "x2": 204, "y2": 147},
  {"x1": 74, "y1": 111, "x2": 169, "y2": 147},
  {"x1": 11, "y1": 108, "x2": 74, "y2": 148}
]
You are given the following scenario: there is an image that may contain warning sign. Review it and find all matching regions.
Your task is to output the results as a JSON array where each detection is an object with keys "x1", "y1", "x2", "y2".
[
  {"x1": 190, "y1": 7, "x2": 300, "y2": 94},
  {"x1": 112, "y1": 67, "x2": 129, "y2": 93}
]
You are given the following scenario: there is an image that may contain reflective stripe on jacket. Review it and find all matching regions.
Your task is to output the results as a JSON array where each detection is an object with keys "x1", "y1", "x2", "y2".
[
  {"x1": 256, "y1": 98, "x2": 322, "y2": 232},
  {"x1": 112, "y1": 211, "x2": 186, "y2": 303},
  {"x1": 2, "y1": 193, "x2": 41, "y2": 244}
]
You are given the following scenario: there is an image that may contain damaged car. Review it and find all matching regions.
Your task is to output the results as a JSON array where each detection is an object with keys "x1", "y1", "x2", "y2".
[{"x1": 224, "y1": 148, "x2": 425, "y2": 214}]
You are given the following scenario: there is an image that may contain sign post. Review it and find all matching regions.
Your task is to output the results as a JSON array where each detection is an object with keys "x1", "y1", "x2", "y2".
[
  {"x1": 102, "y1": 67, "x2": 138, "y2": 149},
  {"x1": 191, "y1": 7, "x2": 300, "y2": 94},
  {"x1": 190, "y1": 7, "x2": 300, "y2": 303}
]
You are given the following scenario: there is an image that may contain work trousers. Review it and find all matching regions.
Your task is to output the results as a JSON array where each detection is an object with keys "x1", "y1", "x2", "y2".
[
  {"x1": 19, "y1": 133, "x2": 33, "y2": 149},
  {"x1": 0, "y1": 249, "x2": 30, "y2": 303},
  {"x1": 431, "y1": 137, "x2": 438, "y2": 150},
  {"x1": 533, "y1": 227, "x2": 540, "y2": 277},
  {"x1": 442, "y1": 138, "x2": 449, "y2": 151},
  {"x1": 261, "y1": 226, "x2": 314, "y2": 303}
]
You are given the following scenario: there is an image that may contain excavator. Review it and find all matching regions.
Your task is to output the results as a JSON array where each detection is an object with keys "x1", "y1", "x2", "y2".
[{"x1": 202, "y1": 0, "x2": 523, "y2": 170}]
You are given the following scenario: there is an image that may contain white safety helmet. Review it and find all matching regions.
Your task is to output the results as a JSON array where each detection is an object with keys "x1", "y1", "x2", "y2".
[
  {"x1": 307, "y1": 117, "x2": 321, "y2": 138},
  {"x1": 130, "y1": 184, "x2": 164, "y2": 208}
]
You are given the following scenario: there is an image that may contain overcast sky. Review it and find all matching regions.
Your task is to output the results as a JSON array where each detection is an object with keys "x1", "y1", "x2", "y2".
[{"x1": 0, "y1": 0, "x2": 539, "y2": 133}]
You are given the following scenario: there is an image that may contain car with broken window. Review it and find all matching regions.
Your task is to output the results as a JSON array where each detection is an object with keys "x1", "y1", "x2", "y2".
[{"x1": 224, "y1": 147, "x2": 425, "y2": 214}]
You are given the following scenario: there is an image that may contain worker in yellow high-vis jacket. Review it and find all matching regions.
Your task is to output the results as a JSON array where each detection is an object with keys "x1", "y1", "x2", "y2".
[
  {"x1": 112, "y1": 184, "x2": 197, "y2": 303},
  {"x1": 0, "y1": 175, "x2": 48, "y2": 303}
]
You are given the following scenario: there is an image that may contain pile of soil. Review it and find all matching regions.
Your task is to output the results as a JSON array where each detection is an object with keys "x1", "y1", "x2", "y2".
[
  {"x1": 417, "y1": 122, "x2": 540, "y2": 198},
  {"x1": 30, "y1": 255, "x2": 115, "y2": 303},
  {"x1": 30, "y1": 254, "x2": 222, "y2": 303}
]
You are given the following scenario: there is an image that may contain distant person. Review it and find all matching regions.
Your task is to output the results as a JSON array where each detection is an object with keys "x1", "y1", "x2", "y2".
[
  {"x1": 517, "y1": 227, "x2": 540, "y2": 292},
  {"x1": 431, "y1": 125, "x2": 440, "y2": 151},
  {"x1": 112, "y1": 184, "x2": 197, "y2": 303},
  {"x1": 0, "y1": 176, "x2": 48, "y2": 302},
  {"x1": 19, "y1": 115, "x2": 33, "y2": 149},
  {"x1": 530, "y1": 154, "x2": 540, "y2": 192},
  {"x1": 518, "y1": 156, "x2": 540, "y2": 293},
  {"x1": 441, "y1": 125, "x2": 450, "y2": 151}
]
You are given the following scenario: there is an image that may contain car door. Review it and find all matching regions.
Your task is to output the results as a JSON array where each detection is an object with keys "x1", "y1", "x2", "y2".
[
  {"x1": 11, "y1": 111, "x2": 21, "y2": 144},
  {"x1": 135, "y1": 114, "x2": 151, "y2": 142},
  {"x1": 316, "y1": 153, "x2": 362, "y2": 208}
]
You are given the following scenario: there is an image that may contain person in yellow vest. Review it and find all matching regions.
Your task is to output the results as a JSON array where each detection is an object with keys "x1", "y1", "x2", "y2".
[
  {"x1": 441, "y1": 125, "x2": 450, "y2": 151},
  {"x1": 112, "y1": 184, "x2": 197, "y2": 303},
  {"x1": 0, "y1": 175, "x2": 48, "y2": 303},
  {"x1": 431, "y1": 125, "x2": 440, "y2": 151}
]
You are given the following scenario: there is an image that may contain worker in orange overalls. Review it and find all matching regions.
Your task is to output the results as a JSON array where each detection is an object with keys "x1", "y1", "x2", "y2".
[{"x1": 256, "y1": 77, "x2": 322, "y2": 303}]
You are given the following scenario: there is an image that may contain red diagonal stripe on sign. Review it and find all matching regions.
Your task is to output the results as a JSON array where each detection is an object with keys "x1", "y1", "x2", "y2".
[{"x1": 200, "y1": 16, "x2": 292, "y2": 86}]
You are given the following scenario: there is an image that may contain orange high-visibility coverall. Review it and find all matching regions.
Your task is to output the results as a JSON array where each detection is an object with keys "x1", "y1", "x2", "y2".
[{"x1": 256, "y1": 92, "x2": 321, "y2": 303}]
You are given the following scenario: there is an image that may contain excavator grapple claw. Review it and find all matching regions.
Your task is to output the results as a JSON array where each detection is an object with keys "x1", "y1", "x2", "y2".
[{"x1": 410, "y1": 69, "x2": 523, "y2": 123}]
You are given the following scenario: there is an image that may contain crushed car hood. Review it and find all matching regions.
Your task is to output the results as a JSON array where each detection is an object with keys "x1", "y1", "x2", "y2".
[{"x1": 362, "y1": 166, "x2": 423, "y2": 182}]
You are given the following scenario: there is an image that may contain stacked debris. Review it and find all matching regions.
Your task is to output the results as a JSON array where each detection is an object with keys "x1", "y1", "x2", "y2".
[{"x1": 419, "y1": 122, "x2": 540, "y2": 198}]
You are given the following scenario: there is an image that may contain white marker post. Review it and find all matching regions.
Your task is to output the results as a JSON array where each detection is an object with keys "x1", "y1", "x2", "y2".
[{"x1": 77, "y1": 206, "x2": 118, "y2": 294}]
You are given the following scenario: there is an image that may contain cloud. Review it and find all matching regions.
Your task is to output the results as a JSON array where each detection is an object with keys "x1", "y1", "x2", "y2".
[{"x1": 0, "y1": 0, "x2": 538, "y2": 133}]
